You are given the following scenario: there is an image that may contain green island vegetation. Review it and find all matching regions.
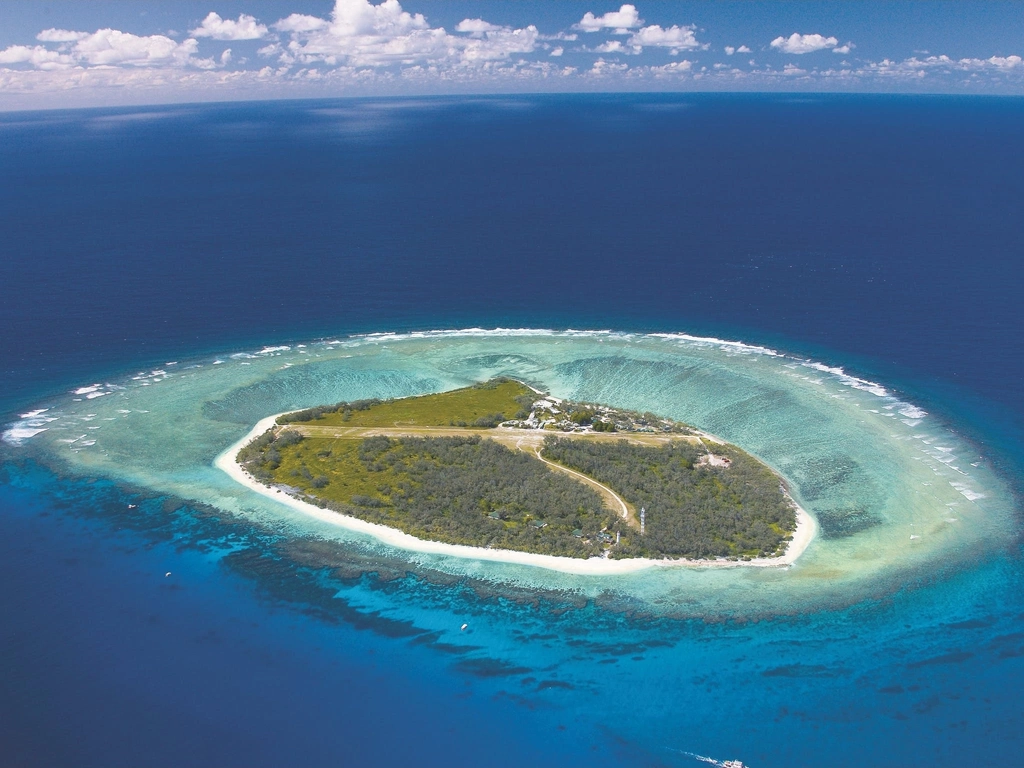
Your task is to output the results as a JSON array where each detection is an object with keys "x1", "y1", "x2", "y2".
[
  {"x1": 236, "y1": 378, "x2": 797, "y2": 560},
  {"x1": 543, "y1": 438, "x2": 796, "y2": 559}
]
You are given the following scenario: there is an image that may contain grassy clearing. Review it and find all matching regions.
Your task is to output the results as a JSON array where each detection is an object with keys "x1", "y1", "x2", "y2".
[
  {"x1": 276, "y1": 437, "x2": 383, "y2": 501},
  {"x1": 281, "y1": 379, "x2": 535, "y2": 429}
]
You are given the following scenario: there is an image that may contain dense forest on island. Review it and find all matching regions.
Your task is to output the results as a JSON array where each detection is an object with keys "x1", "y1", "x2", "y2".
[
  {"x1": 543, "y1": 437, "x2": 796, "y2": 559},
  {"x1": 239, "y1": 431, "x2": 618, "y2": 557}
]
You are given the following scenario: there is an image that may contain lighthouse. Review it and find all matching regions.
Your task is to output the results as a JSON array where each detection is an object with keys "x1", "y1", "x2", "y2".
[{"x1": 640, "y1": 506, "x2": 646, "y2": 535}]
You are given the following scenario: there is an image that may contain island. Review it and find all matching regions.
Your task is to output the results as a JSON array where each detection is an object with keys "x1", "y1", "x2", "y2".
[{"x1": 227, "y1": 379, "x2": 812, "y2": 566}]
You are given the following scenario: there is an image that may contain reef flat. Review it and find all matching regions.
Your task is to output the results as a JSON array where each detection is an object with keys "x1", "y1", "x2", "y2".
[{"x1": 3, "y1": 329, "x2": 1012, "y2": 613}]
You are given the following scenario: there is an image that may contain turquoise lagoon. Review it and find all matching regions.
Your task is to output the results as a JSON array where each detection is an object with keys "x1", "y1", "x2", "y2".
[{"x1": 6, "y1": 330, "x2": 1012, "y2": 616}]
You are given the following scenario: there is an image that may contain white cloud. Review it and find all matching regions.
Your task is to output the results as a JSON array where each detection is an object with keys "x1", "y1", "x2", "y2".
[
  {"x1": 588, "y1": 57, "x2": 629, "y2": 75},
  {"x1": 271, "y1": 0, "x2": 447, "y2": 66},
  {"x1": 274, "y1": 14, "x2": 329, "y2": 33},
  {"x1": 0, "y1": 44, "x2": 76, "y2": 70},
  {"x1": 36, "y1": 29, "x2": 88, "y2": 43},
  {"x1": 1, "y1": 29, "x2": 203, "y2": 70},
  {"x1": 220, "y1": 48, "x2": 233, "y2": 65},
  {"x1": 628, "y1": 24, "x2": 702, "y2": 53},
  {"x1": 863, "y1": 53, "x2": 1024, "y2": 80},
  {"x1": 647, "y1": 60, "x2": 693, "y2": 76},
  {"x1": 771, "y1": 33, "x2": 838, "y2": 55},
  {"x1": 273, "y1": 0, "x2": 537, "y2": 67},
  {"x1": 330, "y1": 0, "x2": 429, "y2": 37},
  {"x1": 73, "y1": 29, "x2": 199, "y2": 67},
  {"x1": 456, "y1": 19, "x2": 502, "y2": 36},
  {"x1": 969, "y1": 54, "x2": 1022, "y2": 69},
  {"x1": 191, "y1": 12, "x2": 268, "y2": 41},
  {"x1": 725, "y1": 45, "x2": 751, "y2": 56},
  {"x1": 577, "y1": 5, "x2": 642, "y2": 33},
  {"x1": 460, "y1": 26, "x2": 539, "y2": 62},
  {"x1": 540, "y1": 32, "x2": 578, "y2": 42},
  {"x1": 550, "y1": 47, "x2": 564, "y2": 57},
  {"x1": 832, "y1": 43, "x2": 853, "y2": 55},
  {"x1": 593, "y1": 40, "x2": 627, "y2": 54}
]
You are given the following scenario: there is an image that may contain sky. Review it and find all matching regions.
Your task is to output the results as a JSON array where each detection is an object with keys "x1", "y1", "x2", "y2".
[{"x1": 1, "y1": 0, "x2": 1024, "y2": 109}]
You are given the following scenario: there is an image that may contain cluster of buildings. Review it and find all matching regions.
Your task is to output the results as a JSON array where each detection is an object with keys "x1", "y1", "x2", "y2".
[{"x1": 500, "y1": 396, "x2": 681, "y2": 435}]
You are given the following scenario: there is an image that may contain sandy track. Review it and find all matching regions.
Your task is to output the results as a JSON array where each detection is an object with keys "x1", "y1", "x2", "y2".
[{"x1": 529, "y1": 446, "x2": 634, "y2": 525}]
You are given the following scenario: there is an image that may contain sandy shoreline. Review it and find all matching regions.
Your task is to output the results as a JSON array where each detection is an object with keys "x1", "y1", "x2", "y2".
[{"x1": 214, "y1": 414, "x2": 817, "y2": 576}]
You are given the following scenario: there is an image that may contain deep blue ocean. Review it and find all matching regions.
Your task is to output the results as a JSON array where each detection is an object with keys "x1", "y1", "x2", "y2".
[{"x1": 2, "y1": 94, "x2": 1023, "y2": 767}]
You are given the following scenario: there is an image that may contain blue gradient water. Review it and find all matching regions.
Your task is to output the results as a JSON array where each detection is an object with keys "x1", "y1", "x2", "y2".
[{"x1": 2, "y1": 95, "x2": 1023, "y2": 767}]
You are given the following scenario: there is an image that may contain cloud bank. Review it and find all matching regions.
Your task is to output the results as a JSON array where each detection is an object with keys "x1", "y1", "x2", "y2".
[{"x1": 0, "y1": 0, "x2": 1022, "y2": 108}]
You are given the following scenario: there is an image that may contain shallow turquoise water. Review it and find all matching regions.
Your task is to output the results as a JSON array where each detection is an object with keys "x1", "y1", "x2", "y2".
[{"x1": 6, "y1": 329, "x2": 1013, "y2": 615}]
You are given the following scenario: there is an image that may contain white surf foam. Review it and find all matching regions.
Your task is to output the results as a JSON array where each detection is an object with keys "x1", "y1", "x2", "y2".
[
  {"x1": 3, "y1": 408, "x2": 60, "y2": 445},
  {"x1": 2, "y1": 425, "x2": 48, "y2": 444}
]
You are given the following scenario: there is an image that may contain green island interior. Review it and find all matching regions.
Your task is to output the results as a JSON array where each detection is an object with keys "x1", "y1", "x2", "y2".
[{"x1": 236, "y1": 379, "x2": 798, "y2": 560}]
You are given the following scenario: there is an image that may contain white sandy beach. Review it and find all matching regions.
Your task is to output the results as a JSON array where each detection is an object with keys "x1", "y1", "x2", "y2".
[{"x1": 215, "y1": 414, "x2": 817, "y2": 576}]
